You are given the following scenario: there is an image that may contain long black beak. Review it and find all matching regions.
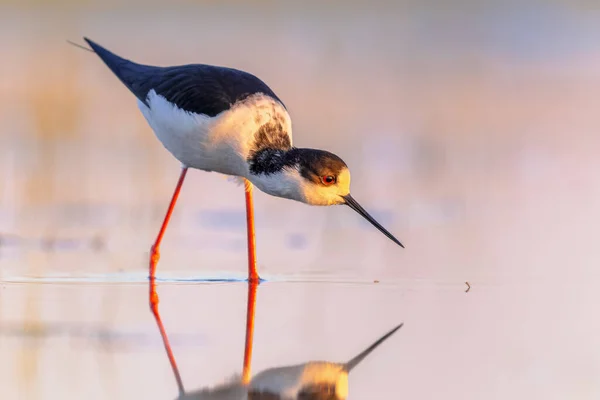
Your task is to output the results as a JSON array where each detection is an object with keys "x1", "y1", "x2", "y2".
[{"x1": 343, "y1": 194, "x2": 404, "y2": 248}]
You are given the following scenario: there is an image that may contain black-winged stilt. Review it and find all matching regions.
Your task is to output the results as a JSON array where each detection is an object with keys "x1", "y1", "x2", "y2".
[{"x1": 80, "y1": 38, "x2": 403, "y2": 280}]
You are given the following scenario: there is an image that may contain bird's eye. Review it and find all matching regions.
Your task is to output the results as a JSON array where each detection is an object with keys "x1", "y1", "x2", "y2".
[{"x1": 321, "y1": 175, "x2": 336, "y2": 185}]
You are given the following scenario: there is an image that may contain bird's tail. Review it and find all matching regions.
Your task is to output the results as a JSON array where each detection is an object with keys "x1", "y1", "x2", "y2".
[
  {"x1": 70, "y1": 37, "x2": 154, "y2": 105},
  {"x1": 66, "y1": 39, "x2": 94, "y2": 53}
]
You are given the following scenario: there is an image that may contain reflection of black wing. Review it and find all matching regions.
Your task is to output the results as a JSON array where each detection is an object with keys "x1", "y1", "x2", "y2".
[{"x1": 84, "y1": 37, "x2": 285, "y2": 117}]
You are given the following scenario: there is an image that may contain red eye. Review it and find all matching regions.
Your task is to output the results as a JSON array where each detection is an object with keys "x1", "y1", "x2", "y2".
[{"x1": 321, "y1": 175, "x2": 336, "y2": 185}]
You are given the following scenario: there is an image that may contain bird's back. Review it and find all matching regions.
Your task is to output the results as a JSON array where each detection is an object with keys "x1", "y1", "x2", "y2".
[
  {"x1": 84, "y1": 37, "x2": 285, "y2": 117},
  {"x1": 84, "y1": 38, "x2": 293, "y2": 176}
]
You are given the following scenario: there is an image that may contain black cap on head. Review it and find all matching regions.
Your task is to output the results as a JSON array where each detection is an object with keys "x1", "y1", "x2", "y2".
[{"x1": 295, "y1": 149, "x2": 348, "y2": 185}]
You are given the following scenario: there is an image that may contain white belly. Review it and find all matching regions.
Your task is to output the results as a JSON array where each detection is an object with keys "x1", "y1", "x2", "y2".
[{"x1": 137, "y1": 90, "x2": 293, "y2": 177}]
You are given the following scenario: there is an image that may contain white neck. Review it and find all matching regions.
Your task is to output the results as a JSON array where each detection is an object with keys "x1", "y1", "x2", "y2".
[
  {"x1": 248, "y1": 166, "x2": 349, "y2": 206},
  {"x1": 248, "y1": 168, "x2": 308, "y2": 203}
]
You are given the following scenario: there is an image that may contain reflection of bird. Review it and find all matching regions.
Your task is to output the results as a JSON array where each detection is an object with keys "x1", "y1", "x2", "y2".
[
  {"x1": 81, "y1": 37, "x2": 404, "y2": 286},
  {"x1": 178, "y1": 323, "x2": 403, "y2": 399}
]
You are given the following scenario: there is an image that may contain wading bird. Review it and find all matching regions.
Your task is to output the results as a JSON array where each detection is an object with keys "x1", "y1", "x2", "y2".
[{"x1": 81, "y1": 38, "x2": 403, "y2": 285}]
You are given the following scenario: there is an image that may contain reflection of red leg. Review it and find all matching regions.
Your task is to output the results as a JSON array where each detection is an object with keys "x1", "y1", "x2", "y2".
[
  {"x1": 150, "y1": 279, "x2": 185, "y2": 395},
  {"x1": 242, "y1": 280, "x2": 259, "y2": 384},
  {"x1": 148, "y1": 167, "x2": 188, "y2": 396},
  {"x1": 244, "y1": 180, "x2": 260, "y2": 283}
]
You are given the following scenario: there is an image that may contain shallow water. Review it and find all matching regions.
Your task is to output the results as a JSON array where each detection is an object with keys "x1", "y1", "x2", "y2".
[{"x1": 1, "y1": 2, "x2": 600, "y2": 399}]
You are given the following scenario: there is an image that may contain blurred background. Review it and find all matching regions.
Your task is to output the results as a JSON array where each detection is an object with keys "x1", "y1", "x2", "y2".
[{"x1": 1, "y1": 0, "x2": 600, "y2": 399}]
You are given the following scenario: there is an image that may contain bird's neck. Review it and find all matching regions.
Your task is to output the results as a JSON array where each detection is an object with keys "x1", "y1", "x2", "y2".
[
  {"x1": 247, "y1": 147, "x2": 300, "y2": 176},
  {"x1": 246, "y1": 147, "x2": 307, "y2": 202}
]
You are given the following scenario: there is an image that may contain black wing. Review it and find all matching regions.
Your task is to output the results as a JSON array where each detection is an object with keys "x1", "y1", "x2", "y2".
[{"x1": 84, "y1": 37, "x2": 285, "y2": 117}]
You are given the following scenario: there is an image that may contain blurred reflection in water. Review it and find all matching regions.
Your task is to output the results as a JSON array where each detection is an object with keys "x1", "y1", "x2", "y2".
[
  {"x1": 177, "y1": 323, "x2": 402, "y2": 399},
  {"x1": 156, "y1": 281, "x2": 402, "y2": 400},
  {"x1": 242, "y1": 323, "x2": 402, "y2": 400},
  {"x1": 151, "y1": 279, "x2": 259, "y2": 397}
]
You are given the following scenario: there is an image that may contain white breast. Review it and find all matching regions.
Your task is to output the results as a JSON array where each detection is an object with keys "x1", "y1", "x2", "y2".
[{"x1": 137, "y1": 90, "x2": 293, "y2": 177}]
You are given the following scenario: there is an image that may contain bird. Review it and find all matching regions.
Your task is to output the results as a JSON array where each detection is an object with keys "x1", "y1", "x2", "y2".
[
  {"x1": 80, "y1": 38, "x2": 404, "y2": 281},
  {"x1": 80, "y1": 38, "x2": 404, "y2": 279},
  {"x1": 76, "y1": 37, "x2": 404, "y2": 385},
  {"x1": 177, "y1": 323, "x2": 404, "y2": 400}
]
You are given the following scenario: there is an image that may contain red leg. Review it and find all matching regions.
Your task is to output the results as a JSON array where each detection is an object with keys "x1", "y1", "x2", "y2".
[
  {"x1": 149, "y1": 167, "x2": 188, "y2": 281},
  {"x1": 149, "y1": 167, "x2": 188, "y2": 396},
  {"x1": 244, "y1": 179, "x2": 260, "y2": 283},
  {"x1": 242, "y1": 280, "x2": 259, "y2": 384},
  {"x1": 242, "y1": 180, "x2": 260, "y2": 384}
]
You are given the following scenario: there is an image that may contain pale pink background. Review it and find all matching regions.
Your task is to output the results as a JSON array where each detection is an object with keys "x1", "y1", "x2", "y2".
[{"x1": 0, "y1": 1, "x2": 599, "y2": 399}]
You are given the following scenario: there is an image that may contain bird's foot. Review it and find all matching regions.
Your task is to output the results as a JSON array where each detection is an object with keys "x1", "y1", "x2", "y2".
[
  {"x1": 248, "y1": 270, "x2": 261, "y2": 285},
  {"x1": 149, "y1": 245, "x2": 161, "y2": 310}
]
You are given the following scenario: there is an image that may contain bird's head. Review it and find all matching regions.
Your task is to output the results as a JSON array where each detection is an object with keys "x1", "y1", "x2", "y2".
[
  {"x1": 292, "y1": 149, "x2": 351, "y2": 206},
  {"x1": 249, "y1": 148, "x2": 404, "y2": 248}
]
